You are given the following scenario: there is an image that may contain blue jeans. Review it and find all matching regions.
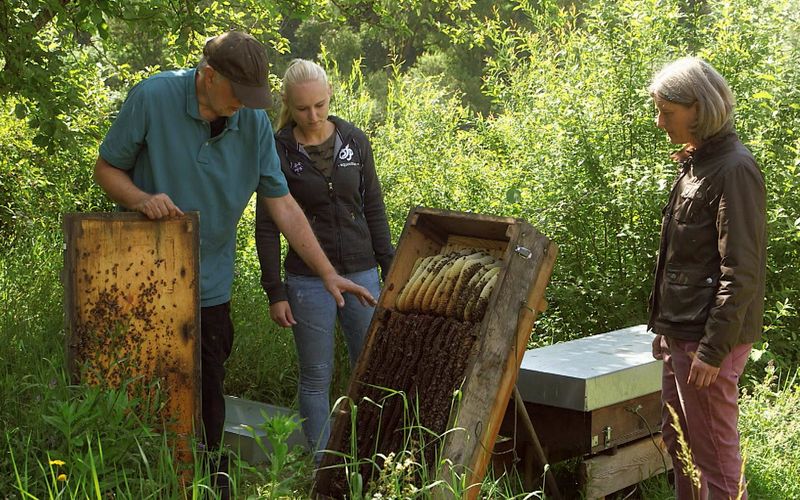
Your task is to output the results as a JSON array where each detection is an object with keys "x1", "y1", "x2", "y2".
[{"x1": 287, "y1": 267, "x2": 381, "y2": 461}]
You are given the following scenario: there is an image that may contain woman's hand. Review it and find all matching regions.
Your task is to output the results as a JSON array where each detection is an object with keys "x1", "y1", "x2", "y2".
[
  {"x1": 269, "y1": 301, "x2": 296, "y2": 328},
  {"x1": 688, "y1": 353, "x2": 720, "y2": 388},
  {"x1": 652, "y1": 334, "x2": 665, "y2": 360}
]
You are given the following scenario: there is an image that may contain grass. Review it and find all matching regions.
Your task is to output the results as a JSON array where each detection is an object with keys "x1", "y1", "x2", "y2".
[
  {"x1": 738, "y1": 365, "x2": 800, "y2": 499},
  {"x1": 1, "y1": 210, "x2": 798, "y2": 500},
  {"x1": 3, "y1": 226, "x2": 800, "y2": 498},
  {"x1": 11, "y1": 361, "x2": 796, "y2": 499}
]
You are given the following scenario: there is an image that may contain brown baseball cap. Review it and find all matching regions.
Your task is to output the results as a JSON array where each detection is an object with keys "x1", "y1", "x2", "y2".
[{"x1": 203, "y1": 31, "x2": 272, "y2": 109}]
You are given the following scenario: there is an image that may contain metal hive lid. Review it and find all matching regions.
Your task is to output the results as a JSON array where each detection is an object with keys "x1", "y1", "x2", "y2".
[{"x1": 517, "y1": 325, "x2": 662, "y2": 411}]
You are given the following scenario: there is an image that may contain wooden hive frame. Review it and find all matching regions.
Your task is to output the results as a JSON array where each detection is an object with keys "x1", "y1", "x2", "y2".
[
  {"x1": 314, "y1": 207, "x2": 557, "y2": 498},
  {"x1": 63, "y1": 212, "x2": 201, "y2": 463}
]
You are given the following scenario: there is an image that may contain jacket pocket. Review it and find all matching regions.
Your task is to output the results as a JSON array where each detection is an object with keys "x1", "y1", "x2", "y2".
[
  {"x1": 340, "y1": 204, "x2": 372, "y2": 259},
  {"x1": 671, "y1": 179, "x2": 710, "y2": 223},
  {"x1": 658, "y1": 266, "x2": 719, "y2": 325},
  {"x1": 344, "y1": 204, "x2": 369, "y2": 238}
]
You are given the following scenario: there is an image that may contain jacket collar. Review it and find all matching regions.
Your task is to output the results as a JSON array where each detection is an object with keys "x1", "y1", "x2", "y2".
[
  {"x1": 670, "y1": 131, "x2": 738, "y2": 167},
  {"x1": 275, "y1": 115, "x2": 353, "y2": 150}
]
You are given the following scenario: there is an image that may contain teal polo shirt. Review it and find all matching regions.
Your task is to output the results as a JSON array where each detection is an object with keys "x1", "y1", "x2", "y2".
[{"x1": 100, "y1": 68, "x2": 289, "y2": 307}]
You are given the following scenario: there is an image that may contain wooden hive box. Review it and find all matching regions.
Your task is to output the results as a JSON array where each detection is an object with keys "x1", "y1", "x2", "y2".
[
  {"x1": 63, "y1": 212, "x2": 200, "y2": 462},
  {"x1": 494, "y1": 325, "x2": 667, "y2": 497},
  {"x1": 315, "y1": 207, "x2": 557, "y2": 499},
  {"x1": 510, "y1": 325, "x2": 662, "y2": 462}
]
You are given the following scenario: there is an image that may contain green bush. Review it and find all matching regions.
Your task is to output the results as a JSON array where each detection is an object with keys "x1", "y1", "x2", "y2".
[{"x1": 2, "y1": 0, "x2": 800, "y2": 495}]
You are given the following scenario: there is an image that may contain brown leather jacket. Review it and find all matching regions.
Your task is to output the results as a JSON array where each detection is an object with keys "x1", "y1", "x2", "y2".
[{"x1": 648, "y1": 132, "x2": 766, "y2": 367}]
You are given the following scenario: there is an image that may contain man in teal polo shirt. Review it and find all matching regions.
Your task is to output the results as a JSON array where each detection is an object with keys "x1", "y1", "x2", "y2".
[{"x1": 93, "y1": 31, "x2": 374, "y2": 494}]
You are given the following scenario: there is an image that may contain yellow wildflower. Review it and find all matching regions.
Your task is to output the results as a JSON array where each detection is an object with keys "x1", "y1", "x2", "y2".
[
  {"x1": 49, "y1": 459, "x2": 66, "y2": 466},
  {"x1": 57, "y1": 473, "x2": 67, "y2": 482}
]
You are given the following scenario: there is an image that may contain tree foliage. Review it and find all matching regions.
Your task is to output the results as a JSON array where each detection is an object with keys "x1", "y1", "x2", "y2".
[
  {"x1": 3, "y1": 1, "x2": 800, "y2": 494},
  {"x1": 2, "y1": 0, "x2": 800, "y2": 378},
  {"x1": 0, "y1": 0, "x2": 324, "y2": 149}
]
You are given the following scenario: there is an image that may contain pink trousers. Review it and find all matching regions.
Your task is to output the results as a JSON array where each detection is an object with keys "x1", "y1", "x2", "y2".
[{"x1": 660, "y1": 336, "x2": 751, "y2": 500}]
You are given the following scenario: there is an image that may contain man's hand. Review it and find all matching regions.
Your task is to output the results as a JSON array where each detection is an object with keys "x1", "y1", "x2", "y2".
[
  {"x1": 269, "y1": 301, "x2": 296, "y2": 327},
  {"x1": 132, "y1": 193, "x2": 184, "y2": 219},
  {"x1": 652, "y1": 334, "x2": 665, "y2": 360},
  {"x1": 321, "y1": 272, "x2": 377, "y2": 308},
  {"x1": 687, "y1": 353, "x2": 720, "y2": 388},
  {"x1": 94, "y1": 156, "x2": 183, "y2": 219},
  {"x1": 263, "y1": 195, "x2": 377, "y2": 308}
]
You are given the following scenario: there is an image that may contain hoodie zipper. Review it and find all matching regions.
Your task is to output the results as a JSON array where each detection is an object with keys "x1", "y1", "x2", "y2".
[{"x1": 282, "y1": 126, "x2": 346, "y2": 267}]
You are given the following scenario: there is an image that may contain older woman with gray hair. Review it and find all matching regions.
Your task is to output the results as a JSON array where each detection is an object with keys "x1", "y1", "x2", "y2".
[{"x1": 647, "y1": 57, "x2": 765, "y2": 499}]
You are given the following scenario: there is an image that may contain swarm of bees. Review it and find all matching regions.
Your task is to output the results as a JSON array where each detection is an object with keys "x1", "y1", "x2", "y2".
[{"x1": 395, "y1": 249, "x2": 502, "y2": 322}]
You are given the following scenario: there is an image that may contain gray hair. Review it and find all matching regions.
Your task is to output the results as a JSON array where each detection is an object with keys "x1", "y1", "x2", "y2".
[
  {"x1": 276, "y1": 59, "x2": 329, "y2": 130},
  {"x1": 196, "y1": 57, "x2": 215, "y2": 81},
  {"x1": 648, "y1": 57, "x2": 735, "y2": 140}
]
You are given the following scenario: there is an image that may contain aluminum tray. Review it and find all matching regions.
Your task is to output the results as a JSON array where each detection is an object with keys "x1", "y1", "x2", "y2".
[
  {"x1": 223, "y1": 396, "x2": 306, "y2": 464},
  {"x1": 517, "y1": 324, "x2": 661, "y2": 411}
]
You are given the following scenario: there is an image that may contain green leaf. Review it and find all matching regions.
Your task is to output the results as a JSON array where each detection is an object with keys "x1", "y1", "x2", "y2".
[
  {"x1": 97, "y1": 22, "x2": 109, "y2": 39},
  {"x1": 506, "y1": 186, "x2": 522, "y2": 203},
  {"x1": 32, "y1": 135, "x2": 50, "y2": 147},
  {"x1": 752, "y1": 90, "x2": 773, "y2": 100},
  {"x1": 14, "y1": 104, "x2": 27, "y2": 119}
]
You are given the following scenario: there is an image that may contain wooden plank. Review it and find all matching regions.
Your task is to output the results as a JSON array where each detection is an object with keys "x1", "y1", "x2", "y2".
[
  {"x1": 409, "y1": 211, "x2": 449, "y2": 247},
  {"x1": 589, "y1": 391, "x2": 662, "y2": 455},
  {"x1": 579, "y1": 435, "x2": 673, "y2": 500},
  {"x1": 63, "y1": 212, "x2": 200, "y2": 462},
  {"x1": 378, "y1": 225, "x2": 441, "y2": 310},
  {"x1": 413, "y1": 206, "x2": 517, "y2": 241},
  {"x1": 439, "y1": 225, "x2": 557, "y2": 499},
  {"x1": 315, "y1": 207, "x2": 556, "y2": 499},
  {"x1": 442, "y1": 235, "x2": 507, "y2": 258},
  {"x1": 503, "y1": 391, "x2": 662, "y2": 463}
]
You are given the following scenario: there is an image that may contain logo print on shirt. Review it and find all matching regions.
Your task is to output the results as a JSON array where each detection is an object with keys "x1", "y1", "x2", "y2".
[
  {"x1": 290, "y1": 161, "x2": 304, "y2": 174},
  {"x1": 338, "y1": 144, "x2": 354, "y2": 161}
]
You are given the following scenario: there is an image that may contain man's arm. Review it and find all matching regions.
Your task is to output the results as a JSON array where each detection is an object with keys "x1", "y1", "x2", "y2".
[
  {"x1": 93, "y1": 156, "x2": 184, "y2": 219},
  {"x1": 261, "y1": 194, "x2": 376, "y2": 307}
]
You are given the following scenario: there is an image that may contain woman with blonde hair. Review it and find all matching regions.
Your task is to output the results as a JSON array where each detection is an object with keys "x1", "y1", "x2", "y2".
[
  {"x1": 256, "y1": 59, "x2": 394, "y2": 463},
  {"x1": 648, "y1": 56, "x2": 766, "y2": 499}
]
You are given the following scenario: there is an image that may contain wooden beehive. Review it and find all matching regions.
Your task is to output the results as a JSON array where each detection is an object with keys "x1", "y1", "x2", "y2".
[
  {"x1": 315, "y1": 207, "x2": 557, "y2": 499},
  {"x1": 510, "y1": 325, "x2": 662, "y2": 462},
  {"x1": 63, "y1": 212, "x2": 200, "y2": 461},
  {"x1": 494, "y1": 326, "x2": 666, "y2": 497}
]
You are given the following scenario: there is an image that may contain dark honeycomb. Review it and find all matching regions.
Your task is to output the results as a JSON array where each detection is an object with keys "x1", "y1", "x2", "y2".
[{"x1": 321, "y1": 309, "x2": 481, "y2": 497}]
